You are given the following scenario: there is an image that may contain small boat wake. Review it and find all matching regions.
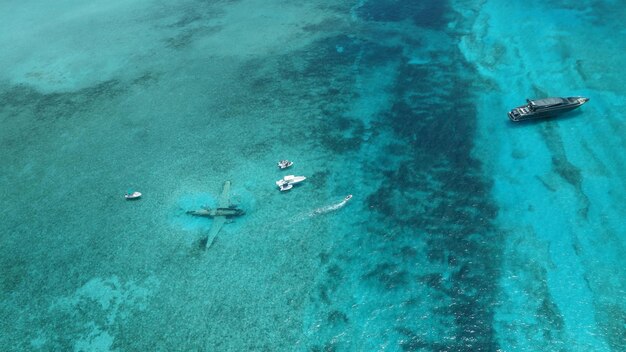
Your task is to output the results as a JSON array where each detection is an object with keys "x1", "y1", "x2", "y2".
[
  {"x1": 309, "y1": 194, "x2": 352, "y2": 216},
  {"x1": 285, "y1": 195, "x2": 353, "y2": 225}
]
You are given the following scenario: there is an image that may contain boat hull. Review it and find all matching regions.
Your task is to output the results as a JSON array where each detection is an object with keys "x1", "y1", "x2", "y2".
[
  {"x1": 278, "y1": 184, "x2": 293, "y2": 191},
  {"x1": 125, "y1": 192, "x2": 142, "y2": 200}
]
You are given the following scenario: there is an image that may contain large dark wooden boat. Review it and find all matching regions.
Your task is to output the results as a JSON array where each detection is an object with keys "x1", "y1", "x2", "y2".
[{"x1": 508, "y1": 96, "x2": 589, "y2": 122}]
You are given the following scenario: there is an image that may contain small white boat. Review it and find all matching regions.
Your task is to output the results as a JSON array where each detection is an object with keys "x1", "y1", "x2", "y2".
[
  {"x1": 344, "y1": 194, "x2": 352, "y2": 202},
  {"x1": 278, "y1": 160, "x2": 293, "y2": 169},
  {"x1": 276, "y1": 175, "x2": 306, "y2": 191},
  {"x1": 125, "y1": 191, "x2": 142, "y2": 200}
]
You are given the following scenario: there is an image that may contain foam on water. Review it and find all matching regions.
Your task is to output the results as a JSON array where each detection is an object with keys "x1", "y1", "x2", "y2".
[{"x1": 310, "y1": 195, "x2": 352, "y2": 216}]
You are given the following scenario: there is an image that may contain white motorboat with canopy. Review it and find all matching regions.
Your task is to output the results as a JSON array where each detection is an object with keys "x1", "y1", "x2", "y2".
[{"x1": 276, "y1": 175, "x2": 306, "y2": 191}]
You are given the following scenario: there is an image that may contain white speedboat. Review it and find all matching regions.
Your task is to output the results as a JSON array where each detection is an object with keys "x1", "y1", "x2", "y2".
[
  {"x1": 276, "y1": 175, "x2": 306, "y2": 191},
  {"x1": 125, "y1": 191, "x2": 142, "y2": 200},
  {"x1": 276, "y1": 175, "x2": 306, "y2": 186},
  {"x1": 278, "y1": 160, "x2": 293, "y2": 169}
]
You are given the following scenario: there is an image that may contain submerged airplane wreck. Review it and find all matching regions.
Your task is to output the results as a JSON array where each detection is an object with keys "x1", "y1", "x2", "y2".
[{"x1": 186, "y1": 181, "x2": 244, "y2": 249}]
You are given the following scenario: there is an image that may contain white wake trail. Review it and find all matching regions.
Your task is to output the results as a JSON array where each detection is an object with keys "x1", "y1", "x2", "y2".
[
  {"x1": 286, "y1": 195, "x2": 353, "y2": 225},
  {"x1": 309, "y1": 195, "x2": 353, "y2": 216}
]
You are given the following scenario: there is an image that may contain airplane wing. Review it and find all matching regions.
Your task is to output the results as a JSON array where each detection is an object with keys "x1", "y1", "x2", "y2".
[
  {"x1": 205, "y1": 216, "x2": 227, "y2": 249},
  {"x1": 218, "y1": 181, "x2": 231, "y2": 208},
  {"x1": 205, "y1": 181, "x2": 231, "y2": 249}
]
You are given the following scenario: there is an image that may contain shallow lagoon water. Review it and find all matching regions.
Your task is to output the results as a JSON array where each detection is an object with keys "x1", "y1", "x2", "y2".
[{"x1": 1, "y1": 0, "x2": 624, "y2": 351}]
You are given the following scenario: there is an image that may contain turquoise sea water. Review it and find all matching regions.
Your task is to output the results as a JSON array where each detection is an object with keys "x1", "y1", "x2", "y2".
[{"x1": 1, "y1": 0, "x2": 625, "y2": 350}]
